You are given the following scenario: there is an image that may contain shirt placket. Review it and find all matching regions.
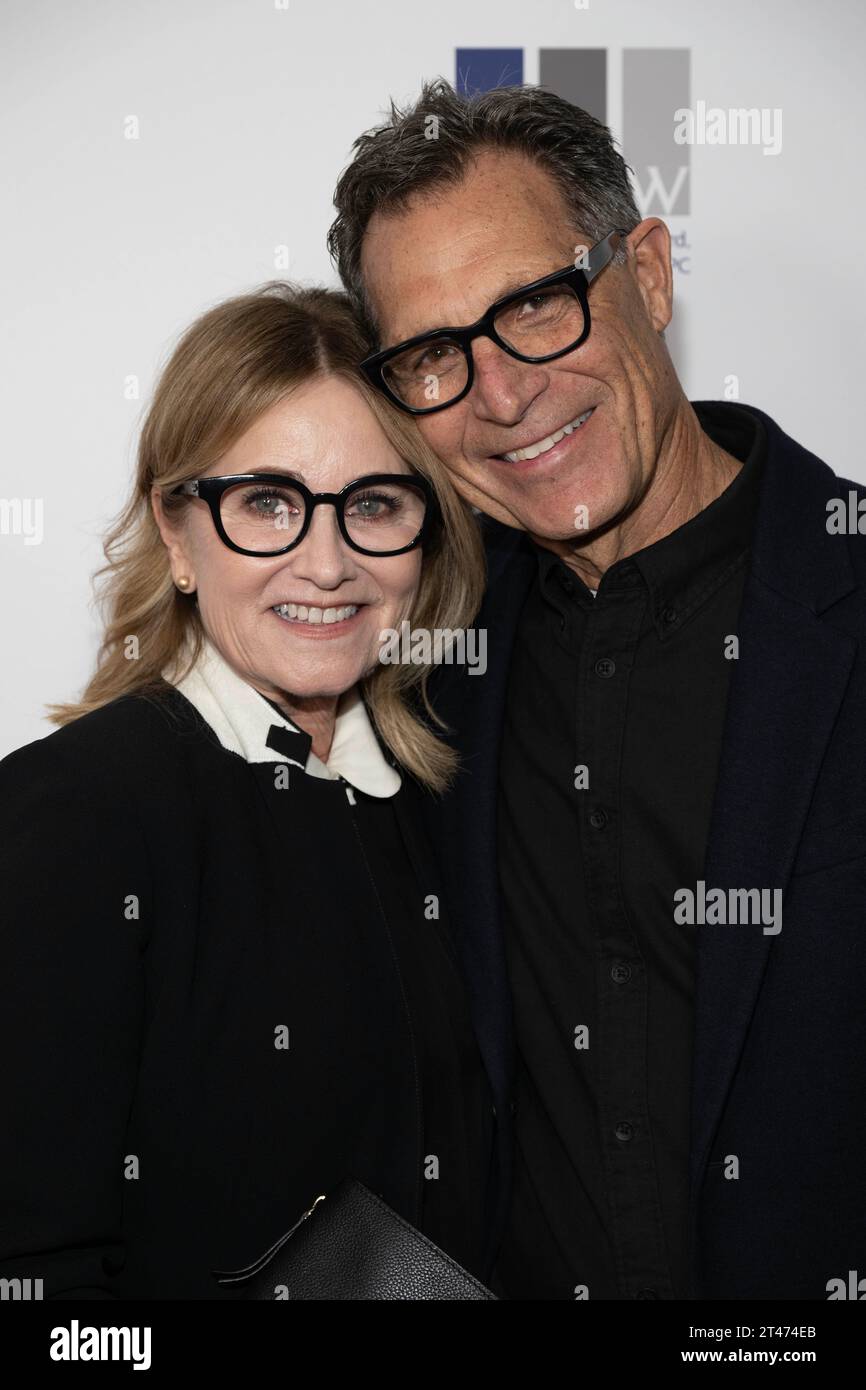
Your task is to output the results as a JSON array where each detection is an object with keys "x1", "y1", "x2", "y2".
[{"x1": 578, "y1": 583, "x2": 675, "y2": 1300}]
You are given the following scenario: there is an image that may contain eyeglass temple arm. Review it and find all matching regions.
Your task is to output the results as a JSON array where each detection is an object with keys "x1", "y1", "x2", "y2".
[{"x1": 586, "y1": 228, "x2": 628, "y2": 282}]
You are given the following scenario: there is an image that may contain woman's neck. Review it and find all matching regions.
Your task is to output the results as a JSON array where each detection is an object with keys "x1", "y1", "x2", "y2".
[{"x1": 270, "y1": 693, "x2": 339, "y2": 762}]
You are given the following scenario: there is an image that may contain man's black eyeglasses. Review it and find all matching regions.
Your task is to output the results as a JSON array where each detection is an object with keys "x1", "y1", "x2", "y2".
[
  {"x1": 170, "y1": 472, "x2": 437, "y2": 558},
  {"x1": 360, "y1": 228, "x2": 628, "y2": 416}
]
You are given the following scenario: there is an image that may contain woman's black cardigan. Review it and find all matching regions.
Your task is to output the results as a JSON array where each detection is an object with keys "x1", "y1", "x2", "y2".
[{"x1": 0, "y1": 685, "x2": 495, "y2": 1298}]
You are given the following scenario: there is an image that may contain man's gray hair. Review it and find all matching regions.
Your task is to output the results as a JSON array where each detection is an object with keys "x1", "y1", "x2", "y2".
[{"x1": 327, "y1": 77, "x2": 642, "y2": 342}]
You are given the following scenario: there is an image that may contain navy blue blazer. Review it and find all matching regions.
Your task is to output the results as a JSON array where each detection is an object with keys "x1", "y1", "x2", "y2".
[{"x1": 421, "y1": 402, "x2": 866, "y2": 1299}]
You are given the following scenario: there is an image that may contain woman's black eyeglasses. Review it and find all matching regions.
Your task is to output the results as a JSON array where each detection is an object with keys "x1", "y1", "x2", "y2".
[
  {"x1": 360, "y1": 229, "x2": 628, "y2": 416},
  {"x1": 170, "y1": 472, "x2": 437, "y2": 558}
]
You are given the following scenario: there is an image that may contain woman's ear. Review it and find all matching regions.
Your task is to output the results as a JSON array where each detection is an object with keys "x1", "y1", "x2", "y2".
[{"x1": 151, "y1": 486, "x2": 197, "y2": 593}]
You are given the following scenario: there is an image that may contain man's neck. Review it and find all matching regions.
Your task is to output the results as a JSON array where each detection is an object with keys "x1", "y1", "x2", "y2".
[{"x1": 531, "y1": 402, "x2": 744, "y2": 589}]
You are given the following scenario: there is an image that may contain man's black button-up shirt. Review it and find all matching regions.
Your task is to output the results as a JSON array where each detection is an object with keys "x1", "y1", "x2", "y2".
[{"x1": 494, "y1": 402, "x2": 766, "y2": 1300}]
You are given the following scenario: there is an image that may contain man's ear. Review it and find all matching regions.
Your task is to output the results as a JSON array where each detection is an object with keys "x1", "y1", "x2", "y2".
[
  {"x1": 624, "y1": 218, "x2": 673, "y2": 334},
  {"x1": 151, "y1": 486, "x2": 196, "y2": 592}
]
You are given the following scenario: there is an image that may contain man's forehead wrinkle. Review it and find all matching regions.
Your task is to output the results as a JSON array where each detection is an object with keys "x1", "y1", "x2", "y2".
[
  {"x1": 362, "y1": 151, "x2": 582, "y2": 344},
  {"x1": 383, "y1": 243, "x2": 575, "y2": 345}
]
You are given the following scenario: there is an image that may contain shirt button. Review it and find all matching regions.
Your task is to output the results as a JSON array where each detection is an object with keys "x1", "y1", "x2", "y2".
[
  {"x1": 589, "y1": 809, "x2": 608, "y2": 830},
  {"x1": 615, "y1": 1121, "x2": 634, "y2": 1142},
  {"x1": 594, "y1": 657, "x2": 616, "y2": 678},
  {"x1": 636, "y1": 1288, "x2": 658, "y2": 1299},
  {"x1": 662, "y1": 605, "x2": 678, "y2": 626},
  {"x1": 611, "y1": 961, "x2": 632, "y2": 985}
]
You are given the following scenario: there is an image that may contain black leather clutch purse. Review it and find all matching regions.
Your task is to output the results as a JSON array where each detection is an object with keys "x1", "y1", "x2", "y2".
[{"x1": 212, "y1": 1177, "x2": 497, "y2": 1300}]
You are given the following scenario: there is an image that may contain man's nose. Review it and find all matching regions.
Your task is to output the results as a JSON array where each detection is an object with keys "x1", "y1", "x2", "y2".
[{"x1": 468, "y1": 336, "x2": 548, "y2": 423}]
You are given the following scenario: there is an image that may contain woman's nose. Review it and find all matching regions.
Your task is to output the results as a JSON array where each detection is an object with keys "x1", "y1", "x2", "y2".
[{"x1": 291, "y1": 503, "x2": 357, "y2": 584}]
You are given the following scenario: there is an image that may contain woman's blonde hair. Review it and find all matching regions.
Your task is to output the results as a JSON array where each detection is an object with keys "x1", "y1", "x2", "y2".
[{"x1": 47, "y1": 283, "x2": 486, "y2": 792}]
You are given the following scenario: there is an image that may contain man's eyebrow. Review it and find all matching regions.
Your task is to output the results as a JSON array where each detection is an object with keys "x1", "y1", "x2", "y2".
[
  {"x1": 496, "y1": 268, "x2": 555, "y2": 298},
  {"x1": 391, "y1": 266, "x2": 560, "y2": 345}
]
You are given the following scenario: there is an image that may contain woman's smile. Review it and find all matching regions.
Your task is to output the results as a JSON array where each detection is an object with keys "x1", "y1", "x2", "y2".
[{"x1": 270, "y1": 599, "x2": 365, "y2": 635}]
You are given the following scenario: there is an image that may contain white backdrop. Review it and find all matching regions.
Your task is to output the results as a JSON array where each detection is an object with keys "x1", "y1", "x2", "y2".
[{"x1": 2, "y1": 0, "x2": 865, "y2": 755}]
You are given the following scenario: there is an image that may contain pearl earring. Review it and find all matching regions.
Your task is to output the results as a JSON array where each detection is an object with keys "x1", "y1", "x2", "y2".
[{"x1": 176, "y1": 576, "x2": 191, "y2": 591}]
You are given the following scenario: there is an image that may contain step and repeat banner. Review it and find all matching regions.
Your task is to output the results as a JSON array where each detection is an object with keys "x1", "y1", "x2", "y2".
[{"x1": 2, "y1": 0, "x2": 864, "y2": 751}]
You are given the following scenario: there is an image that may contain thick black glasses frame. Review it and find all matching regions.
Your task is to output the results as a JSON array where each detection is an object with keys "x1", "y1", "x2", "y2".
[
  {"x1": 171, "y1": 471, "x2": 437, "y2": 558},
  {"x1": 360, "y1": 228, "x2": 629, "y2": 416}
]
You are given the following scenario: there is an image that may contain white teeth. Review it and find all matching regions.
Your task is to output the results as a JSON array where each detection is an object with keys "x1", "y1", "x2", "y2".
[
  {"x1": 502, "y1": 407, "x2": 594, "y2": 463},
  {"x1": 272, "y1": 603, "x2": 359, "y2": 626}
]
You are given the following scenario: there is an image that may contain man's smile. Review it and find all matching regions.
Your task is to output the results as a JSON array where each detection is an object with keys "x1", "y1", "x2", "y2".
[{"x1": 490, "y1": 406, "x2": 597, "y2": 467}]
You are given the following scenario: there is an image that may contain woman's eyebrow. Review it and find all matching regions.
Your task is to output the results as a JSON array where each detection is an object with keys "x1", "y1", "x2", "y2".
[{"x1": 242, "y1": 467, "x2": 306, "y2": 482}]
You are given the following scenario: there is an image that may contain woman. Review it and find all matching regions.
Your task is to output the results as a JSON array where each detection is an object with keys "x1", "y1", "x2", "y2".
[{"x1": 0, "y1": 283, "x2": 492, "y2": 1298}]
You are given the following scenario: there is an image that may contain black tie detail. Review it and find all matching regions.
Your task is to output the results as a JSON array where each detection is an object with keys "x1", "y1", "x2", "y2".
[{"x1": 265, "y1": 723, "x2": 312, "y2": 763}]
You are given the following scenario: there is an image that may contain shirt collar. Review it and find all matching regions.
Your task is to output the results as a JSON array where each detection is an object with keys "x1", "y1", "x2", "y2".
[
  {"x1": 164, "y1": 635, "x2": 401, "y2": 797},
  {"x1": 535, "y1": 400, "x2": 766, "y2": 636}
]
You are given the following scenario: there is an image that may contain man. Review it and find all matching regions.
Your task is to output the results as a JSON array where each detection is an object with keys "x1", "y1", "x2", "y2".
[{"x1": 328, "y1": 79, "x2": 866, "y2": 1300}]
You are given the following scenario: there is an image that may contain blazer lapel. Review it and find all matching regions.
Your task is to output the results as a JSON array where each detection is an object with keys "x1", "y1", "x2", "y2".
[{"x1": 688, "y1": 408, "x2": 856, "y2": 1274}]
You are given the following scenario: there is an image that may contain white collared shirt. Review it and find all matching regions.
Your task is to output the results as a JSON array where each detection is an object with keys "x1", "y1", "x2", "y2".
[{"x1": 163, "y1": 634, "x2": 401, "y2": 798}]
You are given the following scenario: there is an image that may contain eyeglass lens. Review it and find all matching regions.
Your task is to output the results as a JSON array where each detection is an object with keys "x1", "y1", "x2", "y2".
[
  {"x1": 382, "y1": 283, "x2": 586, "y2": 410},
  {"x1": 218, "y1": 477, "x2": 428, "y2": 553}
]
